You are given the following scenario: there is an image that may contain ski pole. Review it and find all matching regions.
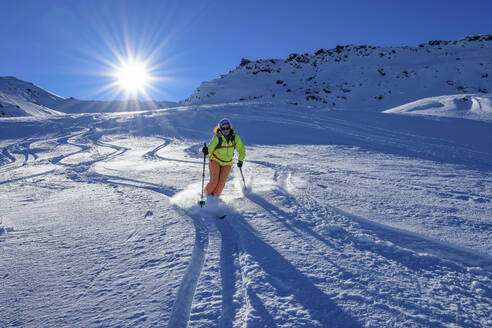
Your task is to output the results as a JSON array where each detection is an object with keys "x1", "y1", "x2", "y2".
[
  {"x1": 239, "y1": 166, "x2": 247, "y2": 189},
  {"x1": 199, "y1": 143, "x2": 207, "y2": 207}
]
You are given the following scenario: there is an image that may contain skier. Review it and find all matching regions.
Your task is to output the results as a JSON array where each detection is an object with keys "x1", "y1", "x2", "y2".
[{"x1": 202, "y1": 118, "x2": 245, "y2": 197}]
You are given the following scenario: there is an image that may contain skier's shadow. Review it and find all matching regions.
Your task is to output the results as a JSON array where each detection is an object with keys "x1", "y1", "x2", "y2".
[
  {"x1": 245, "y1": 191, "x2": 340, "y2": 251},
  {"x1": 214, "y1": 219, "x2": 278, "y2": 327},
  {"x1": 219, "y1": 214, "x2": 361, "y2": 327}
]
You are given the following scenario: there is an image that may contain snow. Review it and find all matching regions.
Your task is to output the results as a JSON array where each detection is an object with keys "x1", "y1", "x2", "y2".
[
  {"x1": 1, "y1": 100, "x2": 491, "y2": 327},
  {"x1": 383, "y1": 93, "x2": 492, "y2": 122}
]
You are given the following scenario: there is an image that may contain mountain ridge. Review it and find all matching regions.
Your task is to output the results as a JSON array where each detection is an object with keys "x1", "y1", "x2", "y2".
[
  {"x1": 182, "y1": 34, "x2": 492, "y2": 111},
  {"x1": 1, "y1": 34, "x2": 491, "y2": 117}
]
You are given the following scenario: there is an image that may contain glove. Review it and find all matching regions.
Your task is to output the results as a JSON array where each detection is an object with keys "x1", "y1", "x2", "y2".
[
  {"x1": 202, "y1": 145, "x2": 209, "y2": 155},
  {"x1": 237, "y1": 161, "x2": 243, "y2": 168}
]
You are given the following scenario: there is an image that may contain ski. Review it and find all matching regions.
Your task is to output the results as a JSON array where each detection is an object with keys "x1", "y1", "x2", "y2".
[{"x1": 218, "y1": 215, "x2": 227, "y2": 220}]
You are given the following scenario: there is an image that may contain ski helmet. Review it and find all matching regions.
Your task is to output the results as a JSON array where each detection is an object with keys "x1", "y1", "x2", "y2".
[
  {"x1": 219, "y1": 118, "x2": 232, "y2": 128},
  {"x1": 214, "y1": 118, "x2": 232, "y2": 134}
]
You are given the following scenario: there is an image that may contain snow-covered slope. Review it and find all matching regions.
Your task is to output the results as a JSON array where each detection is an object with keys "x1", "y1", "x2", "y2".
[
  {"x1": 1, "y1": 102, "x2": 491, "y2": 327},
  {"x1": 0, "y1": 76, "x2": 178, "y2": 117},
  {"x1": 384, "y1": 93, "x2": 492, "y2": 122},
  {"x1": 0, "y1": 76, "x2": 65, "y2": 117},
  {"x1": 182, "y1": 34, "x2": 492, "y2": 110}
]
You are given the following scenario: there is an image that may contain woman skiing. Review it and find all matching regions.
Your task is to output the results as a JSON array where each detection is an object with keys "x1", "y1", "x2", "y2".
[{"x1": 202, "y1": 118, "x2": 245, "y2": 197}]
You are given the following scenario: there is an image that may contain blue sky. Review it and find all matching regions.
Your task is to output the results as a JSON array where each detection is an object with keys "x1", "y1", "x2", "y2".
[{"x1": 1, "y1": 0, "x2": 491, "y2": 101}]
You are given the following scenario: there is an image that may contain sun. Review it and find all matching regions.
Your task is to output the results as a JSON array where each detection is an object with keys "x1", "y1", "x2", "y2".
[{"x1": 114, "y1": 60, "x2": 152, "y2": 95}]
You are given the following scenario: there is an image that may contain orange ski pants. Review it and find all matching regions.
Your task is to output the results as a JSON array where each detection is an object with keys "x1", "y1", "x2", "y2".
[{"x1": 205, "y1": 160, "x2": 231, "y2": 197}]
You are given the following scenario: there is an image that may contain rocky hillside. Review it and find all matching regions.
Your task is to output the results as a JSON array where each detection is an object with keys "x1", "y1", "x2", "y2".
[{"x1": 182, "y1": 34, "x2": 492, "y2": 111}]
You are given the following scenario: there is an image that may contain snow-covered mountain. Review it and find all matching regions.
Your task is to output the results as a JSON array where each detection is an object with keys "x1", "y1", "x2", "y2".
[
  {"x1": 182, "y1": 34, "x2": 492, "y2": 111},
  {"x1": 0, "y1": 76, "x2": 65, "y2": 117},
  {"x1": 0, "y1": 76, "x2": 178, "y2": 117},
  {"x1": 3, "y1": 34, "x2": 491, "y2": 119}
]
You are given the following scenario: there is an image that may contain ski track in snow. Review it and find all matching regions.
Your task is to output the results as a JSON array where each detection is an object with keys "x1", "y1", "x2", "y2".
[
  {"x1": 1, "y1": 106, "x2": 491, "y2": 327},
  {"x1": 167, "y1": 210, "x2": 209, "y2": 328}
]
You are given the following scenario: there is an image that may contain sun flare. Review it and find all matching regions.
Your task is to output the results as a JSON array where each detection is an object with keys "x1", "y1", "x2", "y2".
[{"x1": 114, "y1": 60, "x2": 152, "y2": 94}]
